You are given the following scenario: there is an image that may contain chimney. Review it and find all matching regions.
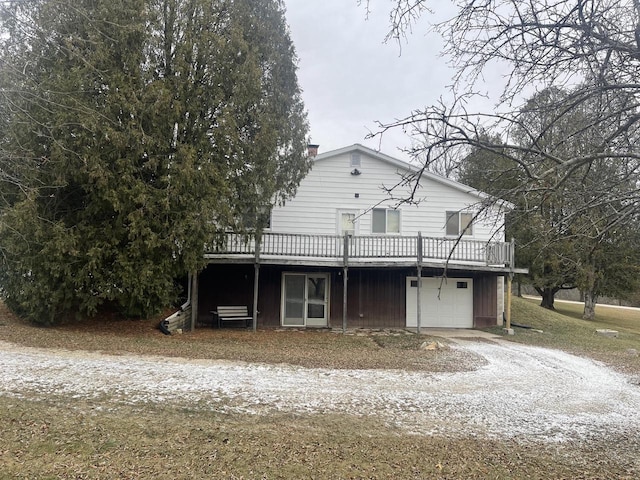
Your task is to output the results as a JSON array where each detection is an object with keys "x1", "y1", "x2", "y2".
[{"x1": 307, "y1": 144, "x2": 319, "y2": 158}]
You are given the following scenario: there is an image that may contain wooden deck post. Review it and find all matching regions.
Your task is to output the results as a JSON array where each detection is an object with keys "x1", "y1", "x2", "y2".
[
  {"x1": 505, "y1": 272, "x2": 513, "y2": 330},
  {"x1": 504, "y1": 237, "x2": 515, "y2": 333},
  {"x1": 342, "y1": 234, "x2": 349, "y2": 334},
  {"x1": 416, "y1": 232, "x2": 423, "y2": 334},
  {"x1": 252, "y1": 233, "x2": 261, "y2": 332},
  {"x1": 509, "y1": 237, "x2": 515, "y2": 268},
  {"x1": 190, "y1": 270, "x2": 198, "y2": 331}
]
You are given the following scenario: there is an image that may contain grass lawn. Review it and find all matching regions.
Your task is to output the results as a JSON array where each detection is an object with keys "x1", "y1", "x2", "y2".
[
  {"x1": 487, "y1": 297, "x2": 640, "y2": 376},
  {"x1": 3, "y1": 396, "x2": 637, "y2": 480},
  {"x1": 0, "y1": 302, "x2": 481, "y2": 373},
  {"x1": 1, "y1": 299, "x2": 640, "y2": 479}
]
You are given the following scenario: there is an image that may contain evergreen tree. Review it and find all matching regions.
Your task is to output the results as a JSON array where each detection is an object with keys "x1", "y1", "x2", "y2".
[{"x1": 0, "y1": 0, "x2": 309, "y2": 323}]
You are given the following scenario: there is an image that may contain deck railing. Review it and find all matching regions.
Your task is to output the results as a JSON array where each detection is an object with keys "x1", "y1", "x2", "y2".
[{"x1": 208, "y1": 232, "x2": 514, "y2": 266}]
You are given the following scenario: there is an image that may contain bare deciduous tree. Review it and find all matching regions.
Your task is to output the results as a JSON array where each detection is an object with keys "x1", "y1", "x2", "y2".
[{"x1": 366, "y1": 0, "x2": 640, "y2": 315}]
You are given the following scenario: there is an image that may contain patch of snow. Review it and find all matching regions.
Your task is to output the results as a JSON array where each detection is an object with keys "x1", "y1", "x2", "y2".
[{"x1": 1, "y1": 340, "x2": 639, "y2": 443}]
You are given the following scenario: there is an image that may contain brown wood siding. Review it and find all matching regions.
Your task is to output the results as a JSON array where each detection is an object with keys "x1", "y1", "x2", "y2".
[
  {"x1": 198, "y1": 264, "x2": 330, "y2": 328},
  {"x1": 473, "y1": 275, "x2": 498, "y2": 327},
  {"x1": 199, "y1": 264, "x2": 500, "y2": 329},
  {"x1": 198, "y1": 264, "x2": 256, "y2": 325},
  {"x1": 198, "y1": 265, "x2": 409, "y2": 328},
  {"x1": 255, "y1": 267, "x2": 283, "y2": 327},
  {"x1": 330, "y1": 268, "x2": 408, "y2": 328}
]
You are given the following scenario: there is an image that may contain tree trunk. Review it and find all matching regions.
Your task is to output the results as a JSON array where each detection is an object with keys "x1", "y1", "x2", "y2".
[
  {"x1": 583, "y1": 291, "x2": 598, "y2": 320},
  {"x1": 517, "y1": 280, "x2": 522, "y2": 297},
  {"x1": 538, "y1": 288, "x2": 556, "y2": 310},
  {"x1": 582, "y1": 262, "x2": 597, "y2": 320}
]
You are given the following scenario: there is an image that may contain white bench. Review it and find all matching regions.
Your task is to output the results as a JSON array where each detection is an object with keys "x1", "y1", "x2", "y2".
[{"x1": 212, "y1": 306, "x2": 252, "y2": 329}]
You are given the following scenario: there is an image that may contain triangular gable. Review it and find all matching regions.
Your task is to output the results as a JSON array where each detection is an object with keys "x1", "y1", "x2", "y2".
[{"x1": 313, "y1": 144, "x2": 512, "y2": 209}]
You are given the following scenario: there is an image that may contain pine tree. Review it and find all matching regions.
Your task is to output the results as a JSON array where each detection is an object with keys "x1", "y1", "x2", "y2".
[{"x1": 0, "y1": 0, "x2": 309, "y2": 323}]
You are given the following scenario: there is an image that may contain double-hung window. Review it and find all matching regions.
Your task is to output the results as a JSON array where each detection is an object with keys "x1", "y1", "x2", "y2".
[
  {"x1": 372, "y1": 208, "x2": 400, "y2": 234},
  {"x1": 445, "y1": 211, "x2": 473, "y2": 236}
]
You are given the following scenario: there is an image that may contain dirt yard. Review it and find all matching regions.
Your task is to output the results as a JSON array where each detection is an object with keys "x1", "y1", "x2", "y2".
[
  {"x1": 2, "y1": 336, "x2": 639, "y2": 443},
  {"x1": 1, "y1": 301, "x2": 640, "y2": 478}
]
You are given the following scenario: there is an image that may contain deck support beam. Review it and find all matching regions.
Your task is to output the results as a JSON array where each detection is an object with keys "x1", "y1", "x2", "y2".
[
  {"x1": 252, "y1": 233, "x2": 261, "y2": 332},
  {"x1": 416, "y1": 232, "x2": 423, "y2": 334},
  {"x1": 416, "y1": 265, "x2": 422, "y2": 334},
  {"x1": 342, "y1": 234, "x2": 349, "y2": 334},
  {"x1": 342, "y1": 267, "x2": 348, "y2": 333},
  {"x1": 190, "y1": 270, "x2": 198, "y2": 331},
  {"x1": 504, "y1": 237, "x2": 515, "y2": 335},
  {"x1": 505, "y1": 272, "x2": 513, "y2": 331},
  {"x1": 252, "y1": 264, "x2": 260, "y2": 332}
]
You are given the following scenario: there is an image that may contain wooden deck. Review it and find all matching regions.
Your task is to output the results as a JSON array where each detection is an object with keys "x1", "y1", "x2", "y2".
[{"x1": 205, "y1": 232, "x2": 516, "y2": 270}]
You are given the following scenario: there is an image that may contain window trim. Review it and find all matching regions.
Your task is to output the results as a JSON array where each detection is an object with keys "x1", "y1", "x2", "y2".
[{"x1": 372, "y1": 208, "x2": 400, "y2": 234}]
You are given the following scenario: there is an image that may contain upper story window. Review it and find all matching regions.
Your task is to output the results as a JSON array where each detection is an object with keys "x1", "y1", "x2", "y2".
[
  {"x1": 372, "y1": 208, "x2": 400, "y2": 234},
  {"x1": 337, "y1": 209, "x2": 358, "y2": 236},
  {"x1": 446, "y1": 211, "x2": 473, "y2": 236},
  {"x1": 242, "y1": 205, "x2": 271, "y2": 230},
  {"x1": 350, "y1": 153, "x2": 361, "y2": 168}
]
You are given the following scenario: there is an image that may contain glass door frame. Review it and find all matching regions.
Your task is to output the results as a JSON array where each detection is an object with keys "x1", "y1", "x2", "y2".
[{"x1": 281, "y1": 272, "x2": 330, "y2": 327}]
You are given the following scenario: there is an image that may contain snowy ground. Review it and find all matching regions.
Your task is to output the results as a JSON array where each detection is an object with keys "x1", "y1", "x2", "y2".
[{"x1": 1, "y1": 338, "x2": 639, "y2": 443}]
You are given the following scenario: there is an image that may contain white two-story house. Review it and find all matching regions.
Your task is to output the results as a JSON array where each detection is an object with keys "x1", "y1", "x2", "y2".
[{"x1": 194, "y1": 144, "x2": 525, "y2": 330}]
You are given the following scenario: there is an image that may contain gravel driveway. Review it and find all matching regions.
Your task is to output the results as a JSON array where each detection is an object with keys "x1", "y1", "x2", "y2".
[{"x1": 1, "y1": 338, "x2": 639, "y2": 443}]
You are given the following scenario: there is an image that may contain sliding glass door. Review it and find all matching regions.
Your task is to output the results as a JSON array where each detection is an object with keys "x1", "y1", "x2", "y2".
[{"x1": 282, "y1": 273, "x2": 329, "y2": 327}]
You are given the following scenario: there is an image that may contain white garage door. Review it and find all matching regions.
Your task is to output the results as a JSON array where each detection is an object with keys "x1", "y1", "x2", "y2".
[{"x1": 406, "y1": 277, "x2": 473, "y2": 328}]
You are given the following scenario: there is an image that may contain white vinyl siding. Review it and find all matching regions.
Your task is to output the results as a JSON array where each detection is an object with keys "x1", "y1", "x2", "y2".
[{"x1": 270, "y1": 149, "x2": 503, "y2": 243}]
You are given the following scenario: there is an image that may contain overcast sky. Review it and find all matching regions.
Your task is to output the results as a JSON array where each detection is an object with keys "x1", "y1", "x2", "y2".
[{"x1": 284, "y1": 1, "x2": 452, "y2": 161}]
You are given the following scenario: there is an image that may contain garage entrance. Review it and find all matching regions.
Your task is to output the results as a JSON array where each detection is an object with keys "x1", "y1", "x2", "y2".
[{"x1": 405, "y1": 277, "x2": 473, "y2": 328}]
